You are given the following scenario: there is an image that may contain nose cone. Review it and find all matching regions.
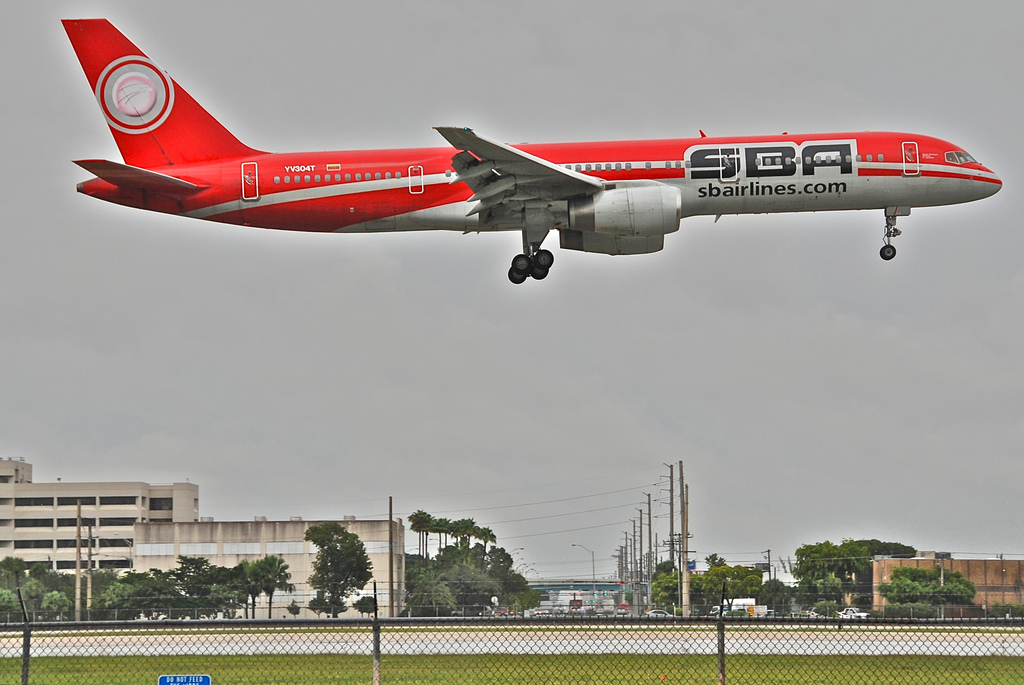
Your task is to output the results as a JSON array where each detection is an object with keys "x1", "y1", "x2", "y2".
[{"x1": 976, "y1": 166, "x2": 1001, "y2": 200}]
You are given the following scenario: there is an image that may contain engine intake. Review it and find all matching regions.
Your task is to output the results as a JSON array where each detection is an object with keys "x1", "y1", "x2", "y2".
[{"x1": 569, "y1": 184, "x2": 682, "y2": 237}]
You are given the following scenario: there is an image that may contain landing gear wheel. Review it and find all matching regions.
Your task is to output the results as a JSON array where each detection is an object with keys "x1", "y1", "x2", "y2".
[
  {"x1": 508, "y1": 266, "x2": 528, "y2": 284},
  {"x1": 533, "y1": 249, "x2": 554, "y2": 270},
  {"x1": 531, "y1": 265, "x2": 549, "y2": 280},
  {"x1": 511, "y1": 254, "x2": 532, "y2": 274},
  {"x1": 880, "y1": 244, "x2": 897, "y2": 261}
]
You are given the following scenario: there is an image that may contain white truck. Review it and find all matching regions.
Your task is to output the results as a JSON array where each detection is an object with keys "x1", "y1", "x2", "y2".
[
  {"x1": 837, "y1": 607, "x2": 869, "y2": 619},
  {"x1": 709, "y1": 599, "x2": 768, "y2": 617}
]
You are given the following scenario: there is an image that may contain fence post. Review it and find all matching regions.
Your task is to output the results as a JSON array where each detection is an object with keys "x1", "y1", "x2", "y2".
[
  {"x1": 17, "y1": 588, "x2": 29, "y2": 685},
  {"x1": 372, "y1": 582, "x2": 381, "y2": 685},
  {"x1": 717, "y1": 582, "x2": 726, "y2": 685}
]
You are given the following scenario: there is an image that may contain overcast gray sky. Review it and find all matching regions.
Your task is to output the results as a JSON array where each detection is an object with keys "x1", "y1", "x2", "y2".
[{"x1": 1, "y1": 1, "x2": 1022, "y2": 579}]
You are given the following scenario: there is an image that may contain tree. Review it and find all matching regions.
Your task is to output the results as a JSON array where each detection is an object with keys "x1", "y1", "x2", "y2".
[
  {"x1": 0, "y1": 557, "x2": 27, "y2": 589},
  {"x1": 286, "y1": 601, "x2": 301, "y2": 617},
  {"x1": 259, "y1": 556, "x2": 294, "y2": 618},
  {"x1": 408, "y1": 510, "x2": 434, "y2": 558},
  {"x1": 758, "y1": 578, "x2": 794, "y2": 615},
  {"x1": 0, "y1": 588, "x2": 19, "y2": 620},
  {"x1": 41, "y1": 591, "x2": 72, "y2": 620},
  {"x1": 353, "y1": 596, "x2": 377, "y2": 617},
  {"x1": 406, "y1": 569, "x2": 456, "y2": 616},
  {"x1": 304, "y1": 522, "x2": 373, "y2": 617},
  {"x1": 695, "y1": 564, "x2": 763, "y2": 610},
  {"x1": 878, "y1": 566, "x2": 976, "y2": 606},
  {"x1": 651, "y1": 570, "x2": 680, "y2": 607},
  {"x1": 792, "y1": 540, "x2": 870, "y2": 606},
  {"x1": 239, "y1": 559, "x2": 267, "y2": 619}
]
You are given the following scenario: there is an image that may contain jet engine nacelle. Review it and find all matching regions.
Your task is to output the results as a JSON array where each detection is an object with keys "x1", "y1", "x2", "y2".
[{"x1": 568, "y1": 183, "x2": 682, "y2": 237}]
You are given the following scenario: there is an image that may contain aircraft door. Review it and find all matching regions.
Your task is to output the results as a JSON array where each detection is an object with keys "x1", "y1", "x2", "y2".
[
  {"x1": 719, "y1": 148, "x2": 740, "y2": 183},
  {"x1": 408, "y1": 165, "x2": 424, "y2": 194},
  {"x1": 241, "y1": 162, "x2": 259, "y2": 201},
  {"x1": 902, "y1": 142, "x2": 920, "y2": 176}
]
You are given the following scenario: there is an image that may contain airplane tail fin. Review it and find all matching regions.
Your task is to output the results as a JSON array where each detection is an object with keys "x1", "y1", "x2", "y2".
[{"x1": 62, "y1": 19, "x2": 259, "y2": 169}]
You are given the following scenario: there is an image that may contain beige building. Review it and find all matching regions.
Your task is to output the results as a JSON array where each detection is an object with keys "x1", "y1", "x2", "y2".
[
  {"x1": 134, "y1": 517, "x2": 405, "y2": 618},
  {"x1": 873, "y1": 553, "x2": 1024, "y2": 609},
  {"x1": 0, "y1": 459, "x2": 403, "y2": 617},
  {"x1": 0, "y1": 458, "x2": 198, "y2": 571}
]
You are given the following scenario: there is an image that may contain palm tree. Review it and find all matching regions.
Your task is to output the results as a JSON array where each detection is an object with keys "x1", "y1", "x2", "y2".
[
  {"x1": 408, "y1": 510, "x2": 434, "y2": 558},
  {"x1": 450, "y1": 518, "x2": 477, "y2": 547},
  {"x1": 238, "y1": 559, "x2": 265, "y2": 619},
  {"x1": 431, "y1": 518, "x2": 452, "y2": 553},
  {"x1": 0, "y1": 557, "x2": 27, "y2": 590},
  {"x1": 259, "y1": 556, "x2": 295, "y2": 619},
  {"x1": 475, "y1": 527, "x2": 496, "y2": 555}
]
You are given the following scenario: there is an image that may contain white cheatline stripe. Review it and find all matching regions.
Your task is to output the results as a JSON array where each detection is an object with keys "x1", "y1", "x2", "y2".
[{"x1": 183, "y1": 173, "x2": 452, "y2": 219}]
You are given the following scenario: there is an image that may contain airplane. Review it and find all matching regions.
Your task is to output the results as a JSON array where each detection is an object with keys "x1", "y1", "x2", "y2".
[{"x1": 64, "y1": 19, "x2": 1001, "y2": 284}]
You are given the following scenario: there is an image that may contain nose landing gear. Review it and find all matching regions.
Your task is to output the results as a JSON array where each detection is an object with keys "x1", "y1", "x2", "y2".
[{"x1": 880, "y1": 206, "x2": 909, "y2": 261}]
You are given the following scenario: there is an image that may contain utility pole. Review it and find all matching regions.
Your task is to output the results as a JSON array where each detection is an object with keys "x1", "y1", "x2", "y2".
[
  {"x1": 87, "y1": 524, "x2": 94, "y2": 618},
  {"x1": 636, "y1": 508, "x2": 644, "y2": 610},
  {"x1": 666, "y1": 464, "x2": 675, "y2": 569},
  {"x1": 388, "y1": 497, "x2": 394, "y2": 618},
  {"x1": 646, "y1": 492, "x2": 653, "y2": 608},
  {"x1": 74, "y1": 500, "x2": 81, "y2": 622},
  {"x1": 679, "y1": 460, "x2": 690, "y2": 618}
]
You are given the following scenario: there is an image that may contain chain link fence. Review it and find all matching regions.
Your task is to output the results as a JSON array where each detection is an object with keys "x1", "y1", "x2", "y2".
[{"x1": 0, "y1": 617, "x2": 1021, "y2": 684}]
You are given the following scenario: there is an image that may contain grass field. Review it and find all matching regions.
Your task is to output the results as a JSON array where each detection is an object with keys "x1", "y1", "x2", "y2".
[{"x1": 2, "y1": 653, "x2": 1021, "y2": 684}]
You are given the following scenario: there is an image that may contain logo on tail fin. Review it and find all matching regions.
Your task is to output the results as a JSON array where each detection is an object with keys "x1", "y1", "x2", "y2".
[{"x1": 95, "y1": 56, "x2": 174, "y2": 134}]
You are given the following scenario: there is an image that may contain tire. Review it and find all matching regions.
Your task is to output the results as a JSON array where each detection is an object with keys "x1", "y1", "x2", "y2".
[
  {"x1": 880, "y1": 244, "x2": 897, "y2": 261},
  {"x1": 511, "y1": 254, "x2": 532, "y2": 273},
  {"x1": 533, "y1": 249, "x2": 554, "y2": 269},
  {"x1": 508, "y1": 266, "x2": 528, "y2": 284},
  {"x1": 531, "y1": 265, "x2": 549, "y2": 280}
]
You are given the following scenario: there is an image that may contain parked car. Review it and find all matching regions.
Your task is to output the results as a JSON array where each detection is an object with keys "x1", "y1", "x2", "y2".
[
  {"x1": 837, "y1": 607, "x2": 869, "y2": 619},
  {"x1": 645, "y1": 610, "x2": 671, "y2": 618}
]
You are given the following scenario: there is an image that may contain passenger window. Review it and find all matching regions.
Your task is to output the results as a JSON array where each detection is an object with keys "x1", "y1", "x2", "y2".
[
  {"x1": 866, "y1": 155, "x2": 873, "y2": 162},
  {"x1": 375, "y1": 172, "x2": 381, "y2": 180},
  {"x1": 274, "y1": 176, "x2": 280, "y2": 184},
  {"x1": 314, "y1": 175, "x2": 321, "y2": 182},
  {"x1": 805, "y1": 156, "x2": 811, "y2": 165},
  {"x1": 665, "y1": 162, "x2": 672, "y2": 169},
  {"x1": 294, "y1": 175, "x2": 301, "y2": 183},
  {"x1": 646, "y1": 162, "x2": 652, "y2": 170},
  {"x1": 302, "y1": 175, "x2": 309, "y2": 183},
  {"x1": 335, "y1": 174, "x2": 341, "y2": 181},
  {"x1": 385, "y1": 172, "x2": 392, "y2": 180},
  {"x1": 356, "y1": 173, "x2": 362, "y2": 181},
  {"x1": 878, "y1": 154, "x2": 884, "y2": 162},
  {"x1": 625, "y1": 163, "x2": 631, "y2": 171},
  {"x1": 283, "y1": 176, "x2": 290, "y2": 184},
  {"x1": 585, "y1": 164, "x2": 592, "y2": 171},
  {"x1": 396, "y1": 171, "x2": 402, "y2": 179},
  {"x1": 345, "y1": 173, "x2": 351, "y2": 181},
  {"x1": 615, "y1": 163, "x2": 621, "y2": 171},
  {"x1": 575, "y1": 164, "x2": 582, "y2": 171}
]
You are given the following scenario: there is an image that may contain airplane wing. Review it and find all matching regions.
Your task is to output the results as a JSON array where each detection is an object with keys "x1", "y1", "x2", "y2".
[
  {"x1": 73, "y1": 159, "x2": 205, "y2": 196},
  {"x1": 434, "y1": 127, "x2": 602, "y2": 217}
]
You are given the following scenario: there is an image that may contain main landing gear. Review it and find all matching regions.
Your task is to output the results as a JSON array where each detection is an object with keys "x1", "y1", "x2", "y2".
[
  {"x1": 880, "y1": 207, "x2": 908, "y2": 261},
  {"x1": 508, "y1": 249, "x2": 554, "y2": 284}
]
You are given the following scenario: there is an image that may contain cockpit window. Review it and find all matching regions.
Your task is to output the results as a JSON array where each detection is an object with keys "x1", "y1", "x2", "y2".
[{"x1": 945, "y1": 151, "x2": 978, "y2": 165}]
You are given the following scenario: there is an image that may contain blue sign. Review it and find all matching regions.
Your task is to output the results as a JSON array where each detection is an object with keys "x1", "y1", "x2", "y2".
[{"x1": 159, "y1": 677, "x2": 210, "y2": 685}]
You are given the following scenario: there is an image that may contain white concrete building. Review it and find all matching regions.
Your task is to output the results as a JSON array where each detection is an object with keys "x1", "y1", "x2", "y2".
[
  {"x1": 0, "y1": 458, "x2": 198, "y2": 570},
  {"x1": 134, "y1": 517, "x2": 405, "y2": 618}
]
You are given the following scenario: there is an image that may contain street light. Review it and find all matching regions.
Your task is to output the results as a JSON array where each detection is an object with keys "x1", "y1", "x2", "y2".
[{"x1": 572, "y1": 544, "x2": 596, "y2": 595}]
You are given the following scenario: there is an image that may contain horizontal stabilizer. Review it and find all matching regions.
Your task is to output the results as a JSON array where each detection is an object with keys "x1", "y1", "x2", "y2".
[{"x1": 73, "y1": 159, "x2": 205, "y2": 195}]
